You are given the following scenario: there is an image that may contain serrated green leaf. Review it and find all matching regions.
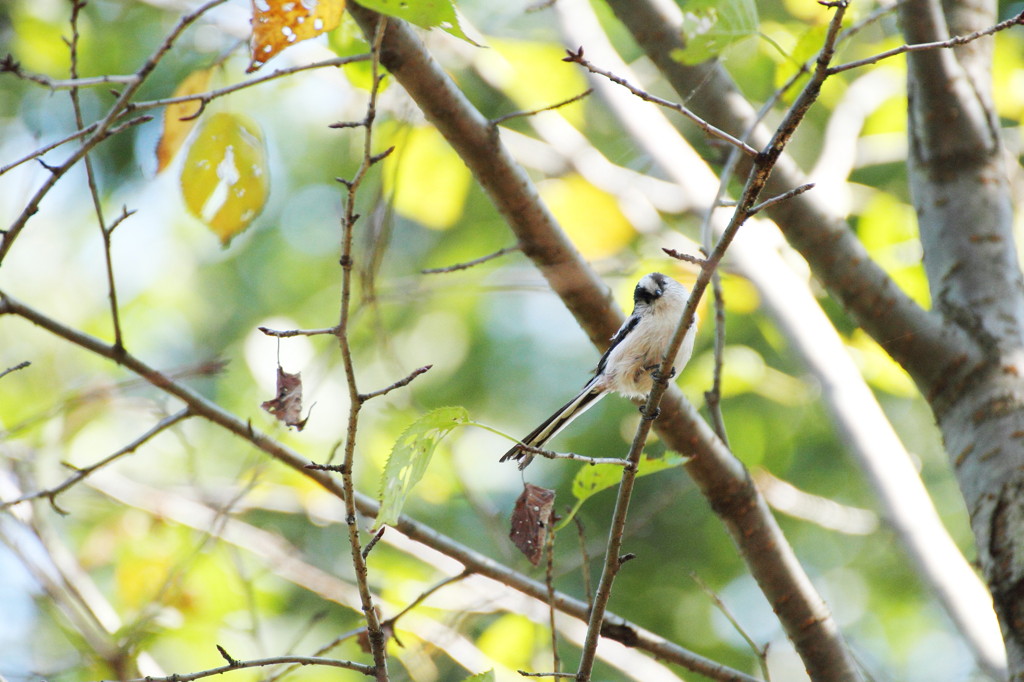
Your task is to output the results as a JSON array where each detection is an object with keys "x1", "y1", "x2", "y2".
[
  {"x1": 557, "y1": 453, "x2": 689, "y2": 530},
  {"x1": 675, "y1": 0, "x2": 759, "y2": 65},
  {"x1": 180, "y1": 112, "x2": 269, "y2": 245},
  {"x1": 377, "y1": 406, "x2": 469, "y2": 527},
  {"x1": 354, "y1": 0, "x2": 478, "y2": 45},
  {"x1": 459, "y1": 670, "x2": 496, "y2": 682}
]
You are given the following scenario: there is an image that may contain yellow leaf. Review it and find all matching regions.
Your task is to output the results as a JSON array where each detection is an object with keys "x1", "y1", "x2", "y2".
[
  {"x1": 156, "y1": 67, "x2": 213, "y2": 173},
  {"x1": 385, "y1": 125, "x2": 471, "y2": 230},
  {"x1": 248, "y1": 0, "x2": 346, "y2": 73},
  {"x1": 539, "y1": 174, "x2": 635, "y2": 258},
  {"x1": 180, "y1": 112, "x2": 269, "y2": 245}
]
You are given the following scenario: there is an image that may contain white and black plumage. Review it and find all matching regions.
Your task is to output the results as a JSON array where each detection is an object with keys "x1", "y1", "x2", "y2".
[{"x1": 501, "y1": 272, "x2": 697, "y2": 469}]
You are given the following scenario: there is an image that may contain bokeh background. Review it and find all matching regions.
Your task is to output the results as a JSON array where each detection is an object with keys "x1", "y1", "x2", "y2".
[{"x1": 3, "y1": 0, "x2": 1024, "y2": 679}]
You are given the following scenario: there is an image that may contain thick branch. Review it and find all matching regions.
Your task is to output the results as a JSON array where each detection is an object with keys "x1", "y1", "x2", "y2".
[
  {"x1": 599, "y1": 0, "x2": 980, "y2": 405},
  {"x1": 344, "y1": 5, "x2": 859, "y2": 679},
  {"x1": 0, "y1": 292, "x2": 752, "y2": 682},
  {"x1": 900, "y1": 0, "x2": 1024, "y2": 675}
]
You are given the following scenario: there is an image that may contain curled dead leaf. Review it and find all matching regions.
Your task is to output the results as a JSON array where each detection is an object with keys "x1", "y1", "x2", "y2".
[
  {"x1": 509, "y1": 483, "x2": 555, "y2": 566},
  {"x1": 156, "y1": 67, "x2": 213, "y2": 172},
  {"x1": 261, "y1": 366, "x2": 308, "y2": 430},
  {"x1": 248, "y1": 0, "x2": 345, "y2": 73}
]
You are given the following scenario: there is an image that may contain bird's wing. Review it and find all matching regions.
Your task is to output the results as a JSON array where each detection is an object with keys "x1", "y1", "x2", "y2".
[{"x1": 595, "y1": 313, "x2": 640, "y2": 376}]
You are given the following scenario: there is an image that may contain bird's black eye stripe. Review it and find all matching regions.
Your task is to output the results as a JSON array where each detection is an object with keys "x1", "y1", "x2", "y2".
[{"x1": 634, "y1": 280, "x2": 662, "y2": 304}]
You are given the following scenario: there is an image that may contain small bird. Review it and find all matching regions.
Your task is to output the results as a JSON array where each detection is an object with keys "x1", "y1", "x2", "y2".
[{"x1": 501, "y1": 272, "x2": 697, "y2": 469}]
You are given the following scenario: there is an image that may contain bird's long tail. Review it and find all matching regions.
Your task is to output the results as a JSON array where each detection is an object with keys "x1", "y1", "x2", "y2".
[{"x1": 501, "y1": 383, "x2": 607, "y2": 469}]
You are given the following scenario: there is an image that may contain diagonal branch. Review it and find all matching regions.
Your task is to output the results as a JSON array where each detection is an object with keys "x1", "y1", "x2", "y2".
[
  {"x1": 0, "y1": 0, "x2": 230, "y2": 265},
  {"x1": 0, "y1": 290, "x2": 755, "y2": 682},
  {"x1": 598, "y1": 0, "x2": 980, "y2": 403},
  {"x1": 345, "y1": 4, "x2": 860, "y2": 679}
]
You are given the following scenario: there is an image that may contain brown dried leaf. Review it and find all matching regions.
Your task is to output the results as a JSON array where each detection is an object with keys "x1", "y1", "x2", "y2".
[
  {"x1": 509, "y1": 483, "x2": 555, "y2": 566},
  {"x1": 248, "y1": 0, "x2": 345, "y2": 73},
  {"x1": 261, "y1": 366, "x2": 308, "y2": 430},
  {"x1": 156, "y1": 67, "x2": 213, "y2": 172}
]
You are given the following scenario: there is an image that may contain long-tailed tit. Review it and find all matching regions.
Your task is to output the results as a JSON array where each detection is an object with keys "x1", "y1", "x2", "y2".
[{"x1": 501, "y1": 272, "x2": 697, "y2": 469}]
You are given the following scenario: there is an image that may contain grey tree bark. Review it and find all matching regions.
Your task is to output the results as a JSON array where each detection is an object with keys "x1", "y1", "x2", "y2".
[
  {"x1": 603, "y1": 0, "x2": 1021, "y2": 676},
  {"x1": 900, "y1": 0, "x2": 1024, "y2": 677},
  {"x1": 350, "y1": 0, "x2": 1021, "y2": 677}
]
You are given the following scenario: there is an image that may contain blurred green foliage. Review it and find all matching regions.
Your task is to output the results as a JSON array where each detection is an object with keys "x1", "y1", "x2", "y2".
[{"x1": 1, "y1": 0, "x2": 1022, "y2": 681}]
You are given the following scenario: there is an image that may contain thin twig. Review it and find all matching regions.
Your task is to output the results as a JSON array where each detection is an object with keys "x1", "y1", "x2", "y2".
[
  {"x1": 0, "y1": 360, "x2": 30, "y2": 380},
  {"x1": 562, "y1": 47, "x2": 758, "y2": 157},
  {"x1": 106, "y1": 205, "x2": 136, "y2": 236},
  {"x1": 829, "y1": 9, "x2": 1024, "y2": 74},
  {"x1": 515, "y1": 444, "x2": 627, "y2": 466},
  {"x1": 258, "y1": 325, "x2": 339, "y2": 338},
  {"x1": 0, "y1": 124, "x2": 97, "y2": 176},
  {"x1": 358, "y1": 365, "x2": 432, "y2": 402},
  {"x1": 691, "y1": 573, "x2": 771, "y2": 681},
  {"x1": 421, "y1": 244, "x2": 522, "y2": 274},
  {"x1": 0, "y1": 115, "x2": 151, "y2": 262},
  {"x1": 0, "y1": 55, "x2": 136, "y2": 89},
  {"x1": 660, "y1": 248, "x2": 706, "y2": 267},
  {"x1": 0, "y1": 410, "x2": 191, "y2": 513},
  {"x1": 127, "y1": 54, "x2": 373, "y2": 115},
  {"x1": 836, "y1": 0, "x2": 904, "y2": 46},
  {"x1": 362, "y1": 527, "x2": 387, "y2": 559},
  {"x1": 116, "y1": 653, "x2": 376, "y2": 681},
  {"x1": 490, "y1": 89, "x2": 593, "y2": 126},
  {"x1": 747, "y1": 183, "x2": 815, "y2": 216},
  {"x1": 333, "y1": 17, "x2": 392, "y2": 682},
  {"x1": 381, "y1": 570, "x2": 472, "y2": 629},
  {"x1": 516, "y1": 672, "x2": 576, "y2": 678},
  {"x1": 704, "y1": 268, "x2": 730, "y2": 446},
  {"x1": 67, "y1": 0, "x2": 125, "y2": 352}
]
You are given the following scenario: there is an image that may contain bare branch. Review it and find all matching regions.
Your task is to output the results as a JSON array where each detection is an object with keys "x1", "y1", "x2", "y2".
[
  {"x1": 0, "y1": 289, "x2": 757, "y2": 682},
  {"x1": 747, "y1": 183, "x2": 815, "y2": 216},
  {"x1": 490, "y1": 89, "x2": 593, "y2": 126},
  {"x1": 514, "y1": 444, "x2": 627, "y2": 466},
  {"x1": 516, "y1": 672, "x2": 575, "y2": 678},
  {"x1": 561, "y1": 47, "x2": 759, "y2": 157},
  {"x1": 0, "y1": 360, "x2": 30, "y2": 380},
  {"x1": 0, "y1": 410, "x2": 191, "y2": 513},
  {"x1": 358, "y1": 365, "x2": 432, "y2": 402},
  {"x1": 381, "y1": 570, "x2": 471, "y2": 628},
  {"x1": 421, "y1": 244, "x2": 522, "y2": 274},
  {"x1": 692, "y1": 573, "x2": 771, "y2": 680},
  {"x1": 332, "y1": 18, "x2": 392, "y2": 681},
  {"x1": 258, "y1": 325, "x2": 339, "y2": 337},
  {"x1": 119, "y1": 653, "x2": 376, "y2": 681},
  {"x1": 829, "y1": 10, "x2": 1024, "y2": 74},
  {"x1": 0, "y1": 124, "x2": 96, "y2": 176},
  {"x1": 130, "y1": 54, "x2": 373, "y2": 116}
]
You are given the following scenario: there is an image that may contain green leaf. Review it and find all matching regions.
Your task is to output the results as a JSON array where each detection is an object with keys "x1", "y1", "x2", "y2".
[
  {"x1": 179, "y1": 112, "x2": 269, "y2": 245},
  {"x1": 353, "y1": 0, "x2": 479, "y2": 45},
  {"x1": 675, "y1": 0, "x2": 759, "y2": 65},
  {"x1": 459, "y1": 670, "x2": 496, "y2": 682},
  {"x1": 377, "y1": 406, "x2": 470, "y2": 527},
  {"x1": 557, "y1": 452, "x2": 689, "y2": 530}
]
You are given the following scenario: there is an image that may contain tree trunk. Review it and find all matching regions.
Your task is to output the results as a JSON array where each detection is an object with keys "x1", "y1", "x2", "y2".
[{"x1": 902, "y1": 0, "x2": 1024, "y2": 676}]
